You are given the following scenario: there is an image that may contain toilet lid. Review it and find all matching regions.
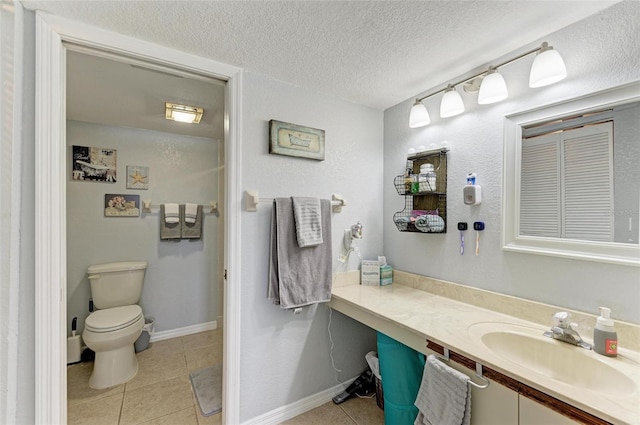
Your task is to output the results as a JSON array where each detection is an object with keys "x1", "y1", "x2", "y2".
[{"x1": 85, "y1": 305, "x2": 143, "y2": 333}]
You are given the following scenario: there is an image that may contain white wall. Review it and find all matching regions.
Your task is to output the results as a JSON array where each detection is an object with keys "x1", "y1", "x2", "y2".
[
  {"x1": 66, "y1": 121, "x2": 221, "y2": 335},
  {"x1": 238, "y1": 71, "x2": 383, "y2": 421},
  {"x1": 1, "y1": 5, "x2": 36, "y2": 424},
  {"x1": 383, "y1": 1, "x2": 640, "y2": 324}
]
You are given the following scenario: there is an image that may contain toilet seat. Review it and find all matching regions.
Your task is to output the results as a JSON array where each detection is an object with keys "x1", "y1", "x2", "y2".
[{"x1": 85, "y1": 305, "x2": 143, "y2": 333}]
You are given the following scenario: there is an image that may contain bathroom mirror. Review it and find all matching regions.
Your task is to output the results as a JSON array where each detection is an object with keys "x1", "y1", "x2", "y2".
[{"x1": 503, "y1": 81, "x2": 640, "y2": 266}]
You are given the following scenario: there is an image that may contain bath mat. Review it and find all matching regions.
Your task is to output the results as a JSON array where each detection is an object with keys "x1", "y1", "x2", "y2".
[{"x1": 190, "y1": 364, "x2": 222, "y2": 417}]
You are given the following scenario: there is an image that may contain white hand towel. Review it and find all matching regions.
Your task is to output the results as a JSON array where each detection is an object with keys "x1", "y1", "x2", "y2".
[
  {"x1": 184, "y1": 203, "x2": 199, "y2": 224},
  {"x1": 164, "y1": 203, "x2": 180, "y2": 224}
]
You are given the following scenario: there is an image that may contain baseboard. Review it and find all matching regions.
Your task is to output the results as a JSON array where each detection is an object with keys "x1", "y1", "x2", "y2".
[
  {"x1": 241, "y1": 376, "x2": 356, "y2": 425},
  {"x1": 150, "y1": 321, "x2": 217, "y2": 343}
]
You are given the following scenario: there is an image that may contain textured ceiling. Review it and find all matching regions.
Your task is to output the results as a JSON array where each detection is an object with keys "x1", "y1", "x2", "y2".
[{"x1": 23, "y1": 1, "x2": 619, "y2": 112}]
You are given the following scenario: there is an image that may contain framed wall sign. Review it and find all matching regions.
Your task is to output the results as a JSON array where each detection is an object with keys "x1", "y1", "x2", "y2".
[
  {"x1": 72, "y1": 145, "x2": 117, "y2": 183},
  {"x1": 104, "y1": 194, "x2": 140, "y2": 217},
  {"x1": 126, "y1": 165, "x2": 149, "y2": 190},
  {"x1": 269, "y1": 120, "x2": 325, "y2": 161}
]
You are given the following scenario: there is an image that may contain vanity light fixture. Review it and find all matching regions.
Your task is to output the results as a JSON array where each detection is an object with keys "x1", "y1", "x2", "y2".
[
  {"x1": 529, "y1": 42, "x2": 567, "y2": 88},
  {"x1": 440, "y1": 84, "x2": 465, "y2": 118},
  {"x1": 477, "y1": 67, "x2": 508, "y2": 105},
  {"x1": 409, "y1": 99, "x2": 431, "y2": 128},
  {"x1": 409, "y1": 41, "x2": 567, "y2": 128},
  {"x1": 165, "y1": 102, "x2": 204, "y2": 124}
]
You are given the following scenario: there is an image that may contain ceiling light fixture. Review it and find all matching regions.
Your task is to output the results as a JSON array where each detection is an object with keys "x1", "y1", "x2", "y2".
[
  {"x1": 409, "y1": 41, "x2": 567, "y2": 128},
  {"x1": 165, "y1": 102, "x2": 204, "y2": 124}
]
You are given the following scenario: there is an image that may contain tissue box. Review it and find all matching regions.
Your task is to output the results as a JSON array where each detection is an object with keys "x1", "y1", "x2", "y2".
[
  {"x1": 380, "y1": 265, "x2": 393, "y2": 286},
  {"x1": 361, "y1": 260, "x2": 380, "y2": 286}
]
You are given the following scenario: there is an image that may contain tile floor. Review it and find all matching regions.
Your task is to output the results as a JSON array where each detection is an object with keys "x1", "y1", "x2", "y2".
[{"x1": 67, "y1": 328, "x2": 383, "y2": 425}]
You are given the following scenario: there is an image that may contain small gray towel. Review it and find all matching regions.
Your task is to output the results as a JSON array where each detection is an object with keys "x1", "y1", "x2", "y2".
[
  {"x1": 181, "y1": 204, "x2": 203, "y2": 239},
  {"x1": 160, "y1": 204, "x2": 182, "y2": 240},
  {"x1": 414, "y1": 355, "x2": 471, "y2": 425},
  {"x1": 268, "y1": 198, "x2": 332, "y2": 310},
  {"x1": 292, "y1": 197, "x2": 323, "y2": 247}
]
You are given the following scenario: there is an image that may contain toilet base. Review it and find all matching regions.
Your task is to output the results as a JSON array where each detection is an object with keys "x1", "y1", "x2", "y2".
[{"x1": 89, "y1": 344, "x2": 138, "y2": 390}]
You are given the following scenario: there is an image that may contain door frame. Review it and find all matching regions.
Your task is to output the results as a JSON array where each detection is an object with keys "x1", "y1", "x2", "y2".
[{"x1": 34, "y1": 12, "x2": 243, "y2": 424}]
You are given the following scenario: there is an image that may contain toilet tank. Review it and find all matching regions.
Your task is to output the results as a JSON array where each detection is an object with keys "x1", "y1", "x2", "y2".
[{"x1": 87, "y1": 261, "x2": 147, "y2": 309}]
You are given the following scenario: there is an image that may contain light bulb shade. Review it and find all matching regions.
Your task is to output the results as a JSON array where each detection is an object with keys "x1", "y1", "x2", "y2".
[
  {"x1": 409, "y1": 101, "x2": 430, "y2": 128},
  {"x1": 478, "y1": 70, "x2": 508, "y2": 105},
  {"x1": 529, "y1": 47, "x2": 567, "y2": 88},
  {"x1": 440, "y1": 87, "x2": 465, "y2": 118}
]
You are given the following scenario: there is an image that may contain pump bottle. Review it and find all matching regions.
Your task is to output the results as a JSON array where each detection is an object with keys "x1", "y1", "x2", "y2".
[{"x1": 594, "y1": 307, "x2": 618, "y2": 357}]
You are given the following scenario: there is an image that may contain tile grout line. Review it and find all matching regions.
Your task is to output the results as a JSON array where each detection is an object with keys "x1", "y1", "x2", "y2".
[
  {"x1": 117, "y1": 390, "x2": 125, "y2": 425},
  {"x1": 337, "y1": 403, "x2": 360, "y2": 425}
]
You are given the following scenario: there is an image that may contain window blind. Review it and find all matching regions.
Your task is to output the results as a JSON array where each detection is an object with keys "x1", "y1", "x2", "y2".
[
  {"x1": 520, "y1": 121, "x2": 613, "y2": 241},
  {"x1": 520, "y1": 134, "x2": 560, "y2": 237},
  {"x1": 562, "y1": 124, "x2": 614, "y2": 241}
]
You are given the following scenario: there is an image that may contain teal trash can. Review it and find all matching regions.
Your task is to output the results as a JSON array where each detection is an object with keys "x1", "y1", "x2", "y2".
[{"x1": 377, "y1": 332, "x2": 425, "y2": 425}]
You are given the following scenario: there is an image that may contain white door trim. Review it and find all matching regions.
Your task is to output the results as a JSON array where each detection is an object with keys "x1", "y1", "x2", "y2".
[{"x1": 34, "y1": 12, "x2": 243, "y2": 424}]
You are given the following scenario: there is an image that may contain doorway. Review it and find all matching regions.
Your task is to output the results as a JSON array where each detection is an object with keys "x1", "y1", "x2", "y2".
[
  {"x1": 65, "y1": 48, "x2": 226, "y2": 344},
  {"x1": 34, "y1": 13, "x2": 242, "y2": 424}
]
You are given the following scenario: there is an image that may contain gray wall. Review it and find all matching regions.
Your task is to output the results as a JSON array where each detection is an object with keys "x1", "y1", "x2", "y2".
[
  {"x1": 238, "y1": 70, "x2": 383, "y2": 421},
  {"x1": 383, "y1": 1, "x2": 640, "y2": 324},
  {"x1": 613, "y1": 105, "x2": 640, "y2": 244},
  {"x1": 66, "y1": 121, "x2": 221, "y2": 336}
]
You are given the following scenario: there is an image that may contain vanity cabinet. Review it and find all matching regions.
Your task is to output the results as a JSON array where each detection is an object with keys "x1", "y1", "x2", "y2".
[
  {"x1": 393, "y1": 148, "x2": 448, "y2": 233},
  {"x1": 424, "y1": 348, "x2": 519, "y2": 425},
  {"x1": 519, "y1": 396, "x2": 578, "y2": 425},
  {"x1": 425, "y1": 345, "x2": 588, "y2": 425}
]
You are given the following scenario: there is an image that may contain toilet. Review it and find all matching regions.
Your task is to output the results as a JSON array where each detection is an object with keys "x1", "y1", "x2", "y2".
[{"x1": 82, "y1": 261, "x2": 147, "y2": 389}]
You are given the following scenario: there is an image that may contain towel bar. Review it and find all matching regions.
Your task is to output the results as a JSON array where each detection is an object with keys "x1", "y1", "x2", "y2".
[
  {"x1": 435, "y1": 345, "x2": 490, "y2": 389},
  {"x1": 142, "y1": 201, "x2": 218, "y2": 215},
  {"x1": 244, "y1": 190, "x2": 346, "y2": 213}
]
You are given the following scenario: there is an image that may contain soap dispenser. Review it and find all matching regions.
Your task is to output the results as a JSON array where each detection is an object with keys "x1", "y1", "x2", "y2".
[{"x1": 594, "y1": 307, "x2": 618, "y2": 357}]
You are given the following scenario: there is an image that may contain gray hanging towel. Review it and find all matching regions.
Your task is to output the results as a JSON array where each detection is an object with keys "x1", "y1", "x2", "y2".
[
  {"x1": 414, "y1": 355, "x2": 471, "y2": 425},
  {"x1": 269, "y1": 198, "x2": 332, "y2": 310},
  {"x1": 160, "y1": 204, "x2": 182, "y2": 240},
  {"x1": 292, "y1": 197, "x2": 323, "y2": 247},
  {"x1": 181, "y1": 204, "x2": 203, "y2": 239}
]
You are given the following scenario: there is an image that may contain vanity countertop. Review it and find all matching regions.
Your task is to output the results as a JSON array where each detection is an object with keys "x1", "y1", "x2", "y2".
[{"x1": 330, "y1": 280, "x2": 640, "y2": 425}]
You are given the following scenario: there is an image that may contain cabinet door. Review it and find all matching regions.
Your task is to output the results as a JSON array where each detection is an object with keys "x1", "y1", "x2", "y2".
[
  {"x1": 519, "y1": 395, "x2": 578, "y2": 425},
  {"x1": 425, "y1": 350, "x2": 518, "y2": 425}
]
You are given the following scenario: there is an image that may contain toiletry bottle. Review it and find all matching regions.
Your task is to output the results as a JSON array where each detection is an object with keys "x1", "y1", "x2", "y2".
[
  {"x1": 404, "y1": 169, "x2": 413, "y2": 194},
  {"x1": 594, "y1": 307, "x2": 618, "y2": 357}
]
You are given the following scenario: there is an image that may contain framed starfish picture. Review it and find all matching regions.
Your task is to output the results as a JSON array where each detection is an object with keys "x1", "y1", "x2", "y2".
[{"x1": 126, "y1": 165, "x2": 149, "y2": 190}]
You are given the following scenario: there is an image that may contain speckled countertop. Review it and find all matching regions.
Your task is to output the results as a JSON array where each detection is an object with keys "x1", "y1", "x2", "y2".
[{"x1": 329, "y1": 273, "x2": 640, "y2": 425}]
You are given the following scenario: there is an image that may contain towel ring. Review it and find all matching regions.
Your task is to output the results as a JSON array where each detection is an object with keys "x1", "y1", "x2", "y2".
[{"x1": 436, "y1": 347, "x2": 490, "y2": 389}]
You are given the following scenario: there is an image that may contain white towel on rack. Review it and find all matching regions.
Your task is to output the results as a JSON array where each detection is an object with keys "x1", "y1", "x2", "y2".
[
  {"x1": 414, "y1": 354, "x2": 471, "y2": 425},
  {"x1": 163, "y1": 203, "x2": 180, "y2": 224},
  {"x1": 184, "y1": 203, "x2": 199, "y2": 224},
  {"x1": 292, "y1": 197, "x2": 323, "y2": 247}
]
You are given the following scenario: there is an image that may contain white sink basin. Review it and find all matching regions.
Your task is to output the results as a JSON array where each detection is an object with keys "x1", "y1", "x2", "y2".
[{"x1": 468, "y1": 322, "x2": 638, "y2": 395}]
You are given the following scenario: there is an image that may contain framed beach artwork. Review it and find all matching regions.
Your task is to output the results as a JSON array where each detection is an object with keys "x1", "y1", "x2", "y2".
[
  {"x1": 72, "y1": 145, "x2": 117, "y2": 183},
  {"x1": 104, "y1": 194, "x2": 140, "y2": 217},
  {"x1": 269, "y1": 120, "x2": 325, "y2": 161},
  {"x1": 126, "y1": 165, "x2": 149, "y2": 190}
]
